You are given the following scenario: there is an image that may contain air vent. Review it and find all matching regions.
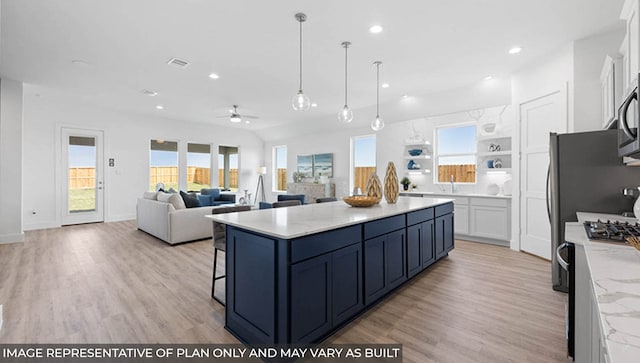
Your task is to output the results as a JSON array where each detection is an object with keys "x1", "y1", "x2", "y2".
[
  {"x1": 167, "y1": 58, "x2": 189, "y2": 68},
  {"x1": 141, "y1": 89, "x2": 158, "y2": 96}
]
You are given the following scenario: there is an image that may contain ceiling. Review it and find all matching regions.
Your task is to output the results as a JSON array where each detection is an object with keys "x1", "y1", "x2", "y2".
[{"x1": 0, "y1": 0, "x2": 626, "y2": 138}]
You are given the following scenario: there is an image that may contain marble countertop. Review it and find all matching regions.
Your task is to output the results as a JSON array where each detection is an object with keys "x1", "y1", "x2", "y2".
[
  {"x1": 399, "y1": 190, "x2": 512, "y2": 199},
  {"x1": 206, "y1": 196, "x2": 453, "y2": 239},
  {"x1": 565, "y1": 222, "x2": 640, "y2": 363}
]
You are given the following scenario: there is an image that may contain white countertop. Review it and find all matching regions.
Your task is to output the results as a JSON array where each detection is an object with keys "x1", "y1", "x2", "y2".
[
  {"x1": 576, "y1": 211, "x2": 638, "y2": 224},
  {"x1": 399, "y1": 190, "x2": 512, "y2": 199},
  {"x1": 565, "y1": 222, "x2": 640, "y2": 363},
  {"x1": 205, "y1": 196, "x2": 453, "y2": 239}
]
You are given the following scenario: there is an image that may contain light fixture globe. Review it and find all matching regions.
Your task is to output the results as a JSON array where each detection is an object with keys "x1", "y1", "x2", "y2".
[
  {"x1": 292, "y1": 90, "x2": 311, "y2": 111},
  {"x1": 292, "y1": 13, "x2": 311, "y2": 112},
  {"x1": 230, "y1": 114, "x2": 242, "y2": 123},
  {"x1": 338, "y1": 105, "x2": 354, "y2": 123},
  {"x1": 371, "y1": 116, "x2": 384, "y2": 131}
]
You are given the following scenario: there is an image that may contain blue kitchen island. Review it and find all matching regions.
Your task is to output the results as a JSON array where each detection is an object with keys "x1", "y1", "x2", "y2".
[{"x1": 207, "y1": 197, "x2": 454, "y2": 345}]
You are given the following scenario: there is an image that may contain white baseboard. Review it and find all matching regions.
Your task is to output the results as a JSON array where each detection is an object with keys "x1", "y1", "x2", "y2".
[
  {"x1": 106, "y1": 214, "x2": 136, "y2": 222},
  {"x1": 24, "y1": 221, "x2": 59, "y2": 231},
  {"x1": 0, "y1": 232, "x2": 24, "y2": 244}
]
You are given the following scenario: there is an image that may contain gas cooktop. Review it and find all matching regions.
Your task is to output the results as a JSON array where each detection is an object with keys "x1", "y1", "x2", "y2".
[{"x1": 583, "y1": 220, "x2": 640, "y2": 242}]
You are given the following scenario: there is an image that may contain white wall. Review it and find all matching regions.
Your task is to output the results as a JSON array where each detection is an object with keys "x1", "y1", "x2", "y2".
[
  {"x1": 263, "y1": 83, "x2": 512, "y2": 201},
  {"x1": 22, "y1": 87, "x2": 264, "y2": 230},
  {"x1": 0, "y1": 78, "x2": 24, "y2": 243},
  {"x1": 573, "y1": 28, "x2": 625, "y2": 131}
]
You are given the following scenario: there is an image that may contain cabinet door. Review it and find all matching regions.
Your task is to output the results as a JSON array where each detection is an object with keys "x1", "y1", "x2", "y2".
[
  {"x1": 364, "y1": 235, "x2": 386, "y2": 304},
  {"x1": 290, "y1": 254, "x2": 332, "y2": 343},
  {"x1": 332, "y1": 243, "x2": 364, "y2": 326},
  {"x1": 435, "y1": 214, "x2": 454, "y2": 259},
  {"x1": 454, "y1": 204, "x2": 469, "y2": 235},
  {"x1": 386, "y1": 229, "x2": 407, "y2": 290},
  {"x1": 469, "y1": 205, "x2": 509, "y2": 241},
  {"x1": 421, "y1": 219, "x2": 435, "y2": 268},
  {"x1": 628, "y1": 4, "x2": 638, "y2": 86},
  {"x1": 407, "y1": 224, "x2": 422, "y2": 278},
  {"x1": 364, "y1": 229, "x2": 407, "y2": 305}
]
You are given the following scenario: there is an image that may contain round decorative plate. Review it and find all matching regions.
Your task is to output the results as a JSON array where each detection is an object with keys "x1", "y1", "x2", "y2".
[{"x1": 343, "y1": 196, "x2": 381, "y2": 207}]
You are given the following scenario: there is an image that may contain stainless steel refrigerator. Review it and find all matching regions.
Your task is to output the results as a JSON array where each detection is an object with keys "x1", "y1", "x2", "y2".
[{"x1": 549, "y1": 129, "x2": 640, "y2": 292}]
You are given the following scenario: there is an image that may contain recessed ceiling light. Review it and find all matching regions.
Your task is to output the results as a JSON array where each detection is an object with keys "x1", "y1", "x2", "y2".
[
  {"x1": 245, "y1": 120, "x2": 251, "y2": 124},
  {"x1": 508, "y1": 46, "x2": 522, "y2": 54},
  {"x1": 381, "y1": 83, "x2": 390, "y2": 89},
  {"x1": 141, "y1": 89, "x2": 158, "y2": 96},
  {"x1": 484, "y1": 76, "x2": 493, "y2": 81},
  {"x1": 369, "y1": 25, "x2": 383, "y2": 34},
  {"x1": 156, "y1": 105, "x2": 164, "y2": 110},
  {"x1": 311, "y1": 103, "x2": 318, "y2": 107},
  {"x1": 402, "y1": 94, "x2": 409, "y2": 99},
  {"x1": 209, "y1": 73, "x2": 220, "y2": 79}
]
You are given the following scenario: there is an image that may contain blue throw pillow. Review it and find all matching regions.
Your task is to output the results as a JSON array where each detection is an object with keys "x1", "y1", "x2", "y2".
[
  {"x1": 201, "y1": 188, "x2": 221, "y2": 200},
  {"x1": 197, "y1": 194, "x2": 212, "y2": 207},
  {"x1": 278, "y1": 194, "x2": 305, "y2": 204}
]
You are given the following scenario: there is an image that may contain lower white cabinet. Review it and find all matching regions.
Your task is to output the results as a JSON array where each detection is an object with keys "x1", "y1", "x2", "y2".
[{"x1": 469, "y1": 198, "x2": 509, "y2": 241}]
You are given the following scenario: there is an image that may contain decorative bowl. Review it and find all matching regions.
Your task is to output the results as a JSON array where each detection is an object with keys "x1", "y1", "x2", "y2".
[
  {"x1": 408, "y1": 149, "x2": 423, "y2": 156},
  {"x1": 343, "y1": 196, "x2": 381, "y2": 207}
]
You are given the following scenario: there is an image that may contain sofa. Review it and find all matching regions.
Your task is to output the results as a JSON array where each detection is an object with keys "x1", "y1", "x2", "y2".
[
  {"x1": 136, "y1": 189, "x2": 236, "y2": 245},
  {"x1": 259, "y1": 194, "x2": 306, "y2": 209},
  {"x1": 198, "y1": 188, "x2": 236, "y2": 206}
]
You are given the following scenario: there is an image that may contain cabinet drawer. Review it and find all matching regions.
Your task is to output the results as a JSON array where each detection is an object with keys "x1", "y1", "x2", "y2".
[
  {"x1": 435, "y1": 202, "x2": 454, "y2": 217},
  {"x1": 470, "y1": 197, "x2": 507, "y2": 208},
  {"x1": 291, "y1": 225, "x2": 361, "y2": 263},
  {"x1": 364, "y1": 215, "x2": 405, "y2": 240},
  {"x1": 407, "y1": 208, "x2": 434, "y2": 226}
]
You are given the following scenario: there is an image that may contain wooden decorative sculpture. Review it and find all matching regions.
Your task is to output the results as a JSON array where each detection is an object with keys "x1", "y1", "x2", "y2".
[
  {"x1": 365, "y1": 172, "x2": 382, "y2": 203},
  {"x1": 384, "y1": 161, "x2": 399, "y2": 204}
]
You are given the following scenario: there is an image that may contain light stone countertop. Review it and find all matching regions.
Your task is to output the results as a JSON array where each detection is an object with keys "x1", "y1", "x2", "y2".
[
  {"x1": 565, "y1": 222, "x2": 640, "y2": 363},
  {"x1": 399, "y1": 190, "x2": 512, "y2": 199},
  {"x1": 205, "y1": 196, "x2": 453, "y2": 240}
]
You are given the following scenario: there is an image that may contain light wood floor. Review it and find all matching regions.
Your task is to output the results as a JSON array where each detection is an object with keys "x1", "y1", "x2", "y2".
[{"x1": 0, "y1": 221, "x2": 570, "y2": 363}]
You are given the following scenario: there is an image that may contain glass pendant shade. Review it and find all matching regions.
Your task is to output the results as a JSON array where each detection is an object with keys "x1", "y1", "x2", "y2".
[
  {"x1": 292, "y1": 90, "x2": 311, "y2": 111},
  {"x1": 371, "y1": 115, "x2": 385, "y2": 131},
  {"x1": 292, "y1": 13, "x2": 310, "y2": 112},
  {"x1": 338, "y1": 105, "x2": 353, "y2": 123}
]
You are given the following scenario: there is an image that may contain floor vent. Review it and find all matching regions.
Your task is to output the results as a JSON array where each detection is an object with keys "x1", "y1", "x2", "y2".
[{"x1": 167, "y1": 58, "x2": 189, "y2": 68}]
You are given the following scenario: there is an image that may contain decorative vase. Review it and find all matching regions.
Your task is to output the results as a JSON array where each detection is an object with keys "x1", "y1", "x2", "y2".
[
  {"x1": 365, "y1": 172, "x2": 382, "y2": 203},
  {"x1": 384, "y1": 162, "x2": 399, "y2": 204},
  {"x1": 634, "y1": 187, "x2": 640, "y2": 219},
  {"x1": 403, "y1": 184, "x2": 409, "y2": 191}
]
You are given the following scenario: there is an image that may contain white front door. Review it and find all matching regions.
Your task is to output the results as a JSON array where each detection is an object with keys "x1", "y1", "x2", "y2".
[
  {"x1": 61, "y1": 128, "x2": 104, "y2": 225},
  {"x1": 519, "y1": 91, "x2": 567, "y2": 259}
]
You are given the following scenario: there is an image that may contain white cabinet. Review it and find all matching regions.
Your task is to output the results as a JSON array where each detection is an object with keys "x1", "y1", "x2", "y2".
[
  {"x1": 600, "y1": 55, "x2": 622, "y2": 129},
  {"x1": 403, "y1": 140, "x2": 432, "y2": 175},
  {"x1": 450, "y1": 197, "x2": 469, "y2": 235},
  {"x1": 620, "y1": 0, "x2": 639, "y2": 92},
  {"x1": 476, "y1": 136, "x2": 512, "y2": 174},
  {"x1": 469, "y1": 198, "x2": 509, "y2": 241}
]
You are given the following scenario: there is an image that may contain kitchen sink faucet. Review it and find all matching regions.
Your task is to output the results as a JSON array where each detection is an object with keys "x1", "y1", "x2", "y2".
[{"x1": 450, "y1": 175, "x2": 454, "y2": 193}]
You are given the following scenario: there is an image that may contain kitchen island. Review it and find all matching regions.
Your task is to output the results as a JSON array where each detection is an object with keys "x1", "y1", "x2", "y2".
[{"x1": 206, "y1": 197, "x2": 454, "y2": 345}]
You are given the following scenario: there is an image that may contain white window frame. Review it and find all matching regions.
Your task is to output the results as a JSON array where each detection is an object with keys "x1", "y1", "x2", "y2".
[
  {"x1": 350, "y1": 134, "x2": 377, "y2": 193},
  {"x1": 434, "y1": 122, "x2": 477, "y2": 184},
  {"x1": 272, "y1": 145, "x2": 287, "y2": 192}
]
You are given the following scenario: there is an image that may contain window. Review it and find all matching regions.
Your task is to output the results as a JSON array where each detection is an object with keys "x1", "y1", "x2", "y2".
[
  {"x1": 273, "y1": 145, "x2": 287, "y2": 192},
  {"x1": 150, "y1": 139, "x2": 179, "y2": 191},
  {"x1": 351, "y1": 135, "x2": 376, "y2": 193},
  {"x1": 435, "y1": 124, "x2": 477, "y2": 183},
  {"x1": 218, "y1": 146, "x2": 239, "y2": 191},
  {"x1": 187, "y1": 143, "x2": 211, "y2": 191}
]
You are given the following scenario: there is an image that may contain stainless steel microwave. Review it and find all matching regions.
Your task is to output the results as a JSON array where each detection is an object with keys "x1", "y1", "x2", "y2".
[{"x1": 618, "y1": 76, "x2": 639, "y2": 158}]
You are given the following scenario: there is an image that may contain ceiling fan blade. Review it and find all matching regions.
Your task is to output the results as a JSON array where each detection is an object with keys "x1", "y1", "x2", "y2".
[
  {"x1": 242, "y1": 115, "x2": 259, "y2": 119},
  {"x1": 215, "y1": 115, "x2": 230, "y2": 118}
]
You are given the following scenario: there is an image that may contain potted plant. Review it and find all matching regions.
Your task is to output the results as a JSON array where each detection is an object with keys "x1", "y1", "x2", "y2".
[{"x1": 400, "y1": 177, "x2": 411, "y2": 191}]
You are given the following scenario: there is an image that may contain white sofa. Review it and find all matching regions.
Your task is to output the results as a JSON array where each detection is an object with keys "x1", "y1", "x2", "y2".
[{"x1": 136, "y1": 198, "x2": 214, "y2": 245}]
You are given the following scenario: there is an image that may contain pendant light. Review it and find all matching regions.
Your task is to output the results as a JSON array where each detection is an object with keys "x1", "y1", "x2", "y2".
[
  {"x1": 338, "y1": 41, "x2": 353, "y2": 123},
  {"x1": 371, "y1": 61, "x2": 385, "y2": 131},
  {"x1": 292, "y1": 13, "x2": 311, "y2": 111}
]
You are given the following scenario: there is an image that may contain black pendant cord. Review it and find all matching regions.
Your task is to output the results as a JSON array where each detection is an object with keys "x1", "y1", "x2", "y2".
[
  {"x1": 299, "y1": 19, "x2": 303, "y2": 92},
  {"x1": 376, "y1": 63, "x2": 380, "y2": 117},
  {"x1": 344, "y1": 44, "x2": 348, "y2": 106}
]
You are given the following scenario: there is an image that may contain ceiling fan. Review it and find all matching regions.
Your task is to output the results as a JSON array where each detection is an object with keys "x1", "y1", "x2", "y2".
[{"x1": 216, "y1": 105, "x2": 259, "y2": 124}]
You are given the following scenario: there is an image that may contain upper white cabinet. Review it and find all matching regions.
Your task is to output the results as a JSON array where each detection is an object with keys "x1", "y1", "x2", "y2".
[
  {"x1": 620, "y1": 0, "x2": 639, "y2": 92},
  {"x1": 600, "y1": 55, "x2": 622, "y2": 129}
]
